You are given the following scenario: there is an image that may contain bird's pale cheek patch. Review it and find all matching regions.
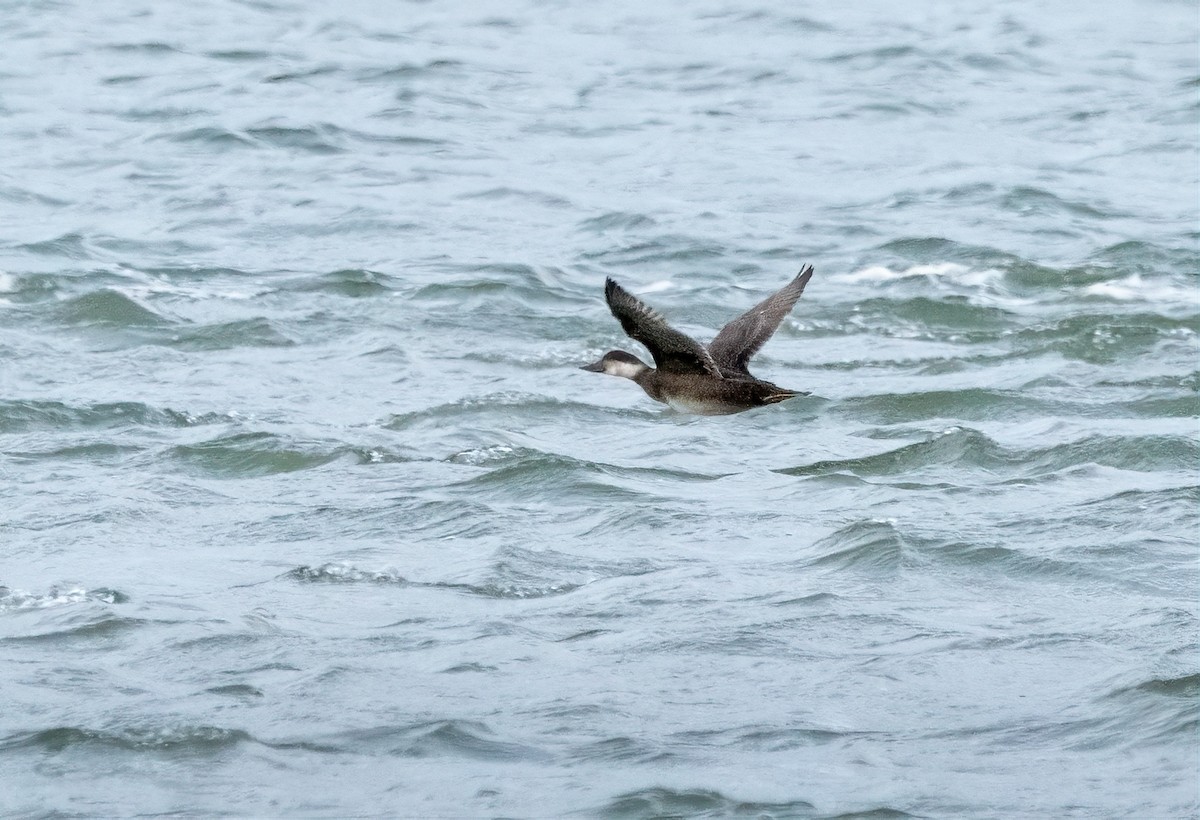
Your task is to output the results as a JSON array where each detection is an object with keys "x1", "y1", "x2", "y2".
[{"x1": 607, "y1": 360, "x2": 645, "y2": 379}]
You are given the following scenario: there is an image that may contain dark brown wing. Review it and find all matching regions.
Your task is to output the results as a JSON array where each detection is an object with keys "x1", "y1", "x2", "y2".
[
  {"x1": 707, "y1": 265, "x2": 814, "y2": 378},
  {"x1": 604, "y1": 278, "x2": 720, "y2": 376}
]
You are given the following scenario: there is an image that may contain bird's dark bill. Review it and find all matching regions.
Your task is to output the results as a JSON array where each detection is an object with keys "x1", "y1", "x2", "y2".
[{"x1": 580, "y1": 360, "x2": 605, "y2": 372}]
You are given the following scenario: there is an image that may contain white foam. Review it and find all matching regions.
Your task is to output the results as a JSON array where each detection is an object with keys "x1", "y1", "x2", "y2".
[
  {"x1": 1083, "y1": 274, "x2": 1200, "y2": 306},
  {"x1": 637, "y1": 279, "x2": 674, "y2": 294},
  {"x1": 838, "y1": 263, "x2": 1002, "y2": 286},
  {"x1": 451, "y1": 444, "x2": 515, "y2": 466},
  {"x1": 0, "y1": 271, "x2": 16, "y2": 293},
  {"x1": 122, "y1": 282, "x2": 260, "y2": 301},
  {"x1": 836, "y1": 263, "x2": 1035, "y2": 308},
  {"x1": 0, "y1": 586, "x2": 90, "y2": 611}
]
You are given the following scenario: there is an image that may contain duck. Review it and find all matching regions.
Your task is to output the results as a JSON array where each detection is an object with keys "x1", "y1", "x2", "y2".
[{"x1": 581, "y1": 266, "x2": 814, "y2": 415}]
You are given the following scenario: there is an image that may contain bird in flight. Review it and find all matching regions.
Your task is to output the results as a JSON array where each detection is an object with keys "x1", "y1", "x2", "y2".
[{"x1": 581, "y1": 266, "x2": 814, "y2": 415}]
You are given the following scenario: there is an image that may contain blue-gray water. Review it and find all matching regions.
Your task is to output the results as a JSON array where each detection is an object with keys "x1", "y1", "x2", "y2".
[{"x1": 2, "y1": 0, "x2": 1197, "y2": 817}]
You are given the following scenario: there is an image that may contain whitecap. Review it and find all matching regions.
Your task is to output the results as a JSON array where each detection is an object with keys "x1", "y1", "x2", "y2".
[
  {"x1": 450, "y1": 444, "x2": 515, "y2": 466},
  {"x1": 838, "y1": 262, "x2": 1002, "y2": 286},
  {"x1": 0, "y1": 586, "x2": 90, "y2": 610},
  {"x1": 1083, "y1": 274, "x2": 1200, "y2": 306}
]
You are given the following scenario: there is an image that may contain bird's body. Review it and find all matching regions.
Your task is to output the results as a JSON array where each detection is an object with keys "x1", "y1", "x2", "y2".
[{"x1": 581, "y1": 266, "x2": 814, "y2": 415}]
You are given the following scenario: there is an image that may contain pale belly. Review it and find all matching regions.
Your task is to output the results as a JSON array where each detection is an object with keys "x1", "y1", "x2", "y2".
[{"x1": 664, "y1": 395, "x2": 743, "y2": 415}]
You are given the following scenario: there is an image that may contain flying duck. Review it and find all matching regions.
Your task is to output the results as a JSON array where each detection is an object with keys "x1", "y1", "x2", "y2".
[{"x1": 581, "y1": 266, "x2": 814, "y2": 415}]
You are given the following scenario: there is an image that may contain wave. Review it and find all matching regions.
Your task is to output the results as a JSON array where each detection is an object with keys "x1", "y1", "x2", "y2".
[
  {"x1": 576, "y1": 211, "x2": 657, "y2": 234},
  {"x1": 446, "y1": 446, "x2": 714, "y2": 501},
  {"x1": 0, "y1": 265, "x2": 264, "y2": 304},
  {"x1": 807, "y1": 519, "x2": 906, "y2": 573},
  {"x1": 353, "y1": 59, "x2": 464, "y2": 83},
  {"x1": 5, "y1": 441, "x2": 142, "y2": 464},
  {"x1": 408, "y1": 265, "x2": 585, "y2": 314},
  {"x1": 857, "y1": 238, "x2": 1198, "y2": 309},
  {"x1": 286, "y1": 546, "x2": 660, "y2": 601},
  {"x1": 1013, "y1": 312, "x2": 1199, "y2": 364},
  {"x1": 9, "y1": 231, "x2": 94, "y2": 260},
  {"x1": 1, "y1": 718, "x2": 564, "y2": 764},
  {"x1": 0, "y1": 585, "x2": 128, "y2": 612},
  {"x1": 797, "y1": 518, "x2": 1138, "y2": 583},
  {"x1": 306, "y1": 720, "x2": 551, "y2": 762},
  {"x1": 1072, "y1": 486, "x2": 1200, "y2": 530},
  {"x1": 276, "y1": 268, "x2": 397, "y2": 298},
  {"x1": 998, "y1": 185, "x2": 1128, "y2": 220},
  {"x1": 459, "y1": 186, "x2": 573, "y2": 209},
  {"x1": 1110, "y1": 673, "x2": 1200, "y2": 700},
  {"x1": 778, "y1": 427, "x2": 1199, "y2": 480},
  {"x1": 166, "y1": 317, "x2": 295, "y2": 350},
  {"x1": 593, "y1": 786, "x2": 913, "y2": 819},
  {"x1": 0, "y1": 725, "x2": 251, "y2": 755},
  {"x1": 7, "y1": 422, "x2": 421, "y2": 478},
  {"x1": 827, "y1": 298, "x2": 1196, "y2": 364},
  {"x1": 54, "y1": 289, "x2": 168, "y2": 327},
  {"x1": 1095, "y1": 672, "x2": 1200, "y2": 746},
  {"x1": 150, "y1": 125, "x2": 257, "y2": 149},
  {"x1": 578, "y1": 235, "x2": 729, "y2": 268},
  {"x1": 836, "y1": 386, "x2": 1199, "y2": 424},
  {"x1": 149, "y1": 121, "x2": 450, "y2": 156},
  {"x1": 1, "y1": 605, "x2": 140, "y2": 644},
  {"x1": 0, "y1": 399, "x2": 220, "y2": 433},
  {"x1": 385, "y1": 393, "x2": 665, "y2": 433},
  {"x1": 167, "y1": 432, "x2": 360, "y2": 478},
  {"x1": 244, "y1": 124, "x2": 346, "y2": 155},
  {"x1": 566, "y1": 735, "x2": 672, "y2": 764},
  {"x1": 6, "y1": 273, "x2": 306, "y2": 349}
]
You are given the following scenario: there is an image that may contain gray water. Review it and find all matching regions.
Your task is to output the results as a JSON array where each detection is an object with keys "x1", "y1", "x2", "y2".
[{"x1": 1, "y1": 0, "x2": 1197, "y2": 817}]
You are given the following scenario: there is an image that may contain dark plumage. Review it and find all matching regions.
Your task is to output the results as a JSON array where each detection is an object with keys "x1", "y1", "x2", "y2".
[{"x1": 581, "y1": 266, "x2": 814, "y2": 415}]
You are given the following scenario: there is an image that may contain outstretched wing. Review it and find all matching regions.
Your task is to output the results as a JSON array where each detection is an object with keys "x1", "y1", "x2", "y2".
[
  {"x1": 707, "y1": 265, "x2": 814, "y2": 378},
  {"x1": 604, "y1": 278, "x2": 720, "y2": 376}
]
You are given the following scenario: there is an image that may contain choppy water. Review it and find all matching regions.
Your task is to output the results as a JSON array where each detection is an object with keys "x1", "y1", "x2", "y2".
[{"x1": 2, "y1": 0, "x2": 1198, "y2": 817}]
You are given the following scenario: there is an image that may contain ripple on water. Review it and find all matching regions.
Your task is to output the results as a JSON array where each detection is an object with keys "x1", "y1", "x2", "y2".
[
  {"x1": 1084, "y1": 671, "x2": 1200, "y2": 749},
  {"x1": 0, "y1": 400, "x2": 220, "y2": 433},
  {"x1": 835, "y1": 388, "x2": 1053, "y2": 424},
  {"x1": 0, "y1": 585, "x2": 136, "y2": 643},
  {"x1": 0, "y1": 724, "x2": 252, "y2": 756},
  {"x1": 0, "y1": 1, "x2": 1195, "y2": 817},
  {"x1": 286, "y1": 547, "x2": 660, "y2": 601},
  {"x1": 589, "y1": 786, "x2": 880, "y2": 819},
  {"x1": 566, "y1": 735, "x2": 673, "y2": 765},
  {"x1": 54, "y1": 289, "x2": 169, "y2": 328},
  {"x1": 445, "y1": 447, "x2": 715, "y2": 502},
  {"x1": 167, "y1": 431, "x2": 358, "y2": 478},
  {"x1": 1071, "y1": 485, "x2": 1200, "y2": 533},
  {"x1": 853, "y1": 296, "x2": 1018, "y2": 337},
  {"x1": 577, "y1": 235, "x2": 728, "y2": 268},
  {"x1": 779, "y1": 428, "x2": 1200, "y2": 481},
  {"x1": 385, "y1": 393, "x2": 603, "y2": 432},
  {"x1": 0, "y1": 585, "x2": 129, "y2": 611},
  {"x1": 13, "y1": 232, "x2": 94, "y2": 259},
  {"x1": 244, "y1": 124, "x2": 348, "y2": 155},
  {"x1": 277, "y1": 268, "x2": 397, "y2": 298},
  {"x1": 312, "y1": 720, "x2": 552, "y2": 762},
  {"x1": 166, "y1": 317, "x2": 296, "y2": 350},
  {"x1": 807, "y1": 519, "x2": 906, "y2": 574},
  {"x1": 1014, "y1": 313, "x2": 1199, "y2": 364},
  {"x1": 576, "y1": 211, "x2": 658, "y2": 234}
]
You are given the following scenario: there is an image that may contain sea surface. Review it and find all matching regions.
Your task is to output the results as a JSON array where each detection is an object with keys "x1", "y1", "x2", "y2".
[{"x1": 1, "y1": 0, "x2": 1197, "y2": 817}]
